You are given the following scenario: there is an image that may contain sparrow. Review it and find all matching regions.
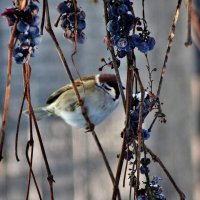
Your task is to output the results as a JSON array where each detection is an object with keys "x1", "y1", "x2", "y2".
[{"x1": 28, "y1": 74, "x2": 120, "y2": 128}]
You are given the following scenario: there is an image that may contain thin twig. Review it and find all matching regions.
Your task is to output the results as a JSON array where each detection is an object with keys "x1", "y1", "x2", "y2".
[
  {"x1": 133, "y1": 68, "x2": 145, "y2": 193},
  {"x1": 24, "y1": 64, "x2": 35, "y2": 200},
  {"x1": 147, "y1": 114, "x2": 158, "y2": 133},
  {"x1": 112, "y1": 52, "x2": 135, "y2": 200},
  {"x1": 31, "y1": 104, "x2": 55, "y2": 200},
  {"x1": 15, "y1": 85, "x2": 26, "y2": 161},
  {"x1": 156, "y1": 0, "x2": 183, "y2": 97},
  {"x1": 41, "y1": 0, "x2": 46, "y2": 35},
  {"x1": 0, "y1": 22, "x2": 18, "y2": 161},
  {"x1": 145, "y1": 145, "x2": 186, "y2": 200},
  {"x1": 185, "y1": 0, "x2": 193, "y2": 47}
]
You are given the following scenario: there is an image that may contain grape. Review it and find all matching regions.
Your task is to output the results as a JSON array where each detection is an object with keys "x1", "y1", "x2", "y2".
[
  {"x1": 30, "y1": 36, "x2": 42, "y2": 46},
  {"x1": 110, "y1": 6, "x2": 119, "y2": 17},
  {"x1": 77, "y1": 20, "x2": 86, "y2": 31},
  {"x1": 117, "y1": 50, "x2": 127, "y2": 58},
  {"x1": 111, "y1": 34, "x2": 120, "y2": 45},
  {"x1": 13, "y1": 47, "x2": 22, "y2": 57},
  {"x1": 78, "y1": 11, "x2": 86, "y2": 20},
  {"x1": 17, "y1": 21, "x2": 30, "y2": 33},
  {"x1": 14, "y1": 52, "x2": 25, "y2": 64},
  {"x1": 106, "y1": 20, "x2": 119, "y2": 34},
  {"x1": 116, "y1": 38, "x2": 128, "y2": 50},
  {"x1": 137, "y1": 42, "x2": 149, "y2": 53},
  {"x1": 147, "y1": 37, "x2": 156, "y2": 51},
  {"x1": 28, "y1": 3, "x2": 39, "y2": 14},
  {"x1": 140, "y1": 165, "x2": 149, "y2": 174},
  {"x1": 18, "y1": 33, "x2": 28, "y2": 43},
  {"x1": 30, "y1": 15, "x2": 40, "y2": 26},
  {"x1": 77, "y1": 32, "x2": 86, "y2": 44},
  {"x1": 142, "y1": 129, "x2": 150, "y2": 140},
  {"x1": 28, "y1": 26, "x2": 40, "y2": 37},
  {"x1": 61, "y1": 18, "x2": 70, "y2": 29},
  {"x1": 118, "y1": 4, "x2": 128, "y2": 15},
  {"x1": 57, "y1": 1, "x2": 72, "y2": 14}
]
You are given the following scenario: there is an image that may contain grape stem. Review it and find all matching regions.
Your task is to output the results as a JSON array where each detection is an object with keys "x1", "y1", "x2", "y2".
[{"x1": 145, "y1": 145, "x2": 186, "y2": 200}]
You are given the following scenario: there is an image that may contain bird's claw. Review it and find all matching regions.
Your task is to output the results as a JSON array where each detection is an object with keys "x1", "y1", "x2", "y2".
[{"x1": 85, "y1": 123, "x2": 94, "y2": 133}]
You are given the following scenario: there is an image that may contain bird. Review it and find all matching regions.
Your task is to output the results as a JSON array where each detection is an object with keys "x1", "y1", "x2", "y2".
[{"x1": 27, "y1": 73, "x2": 120, "y2": 128}]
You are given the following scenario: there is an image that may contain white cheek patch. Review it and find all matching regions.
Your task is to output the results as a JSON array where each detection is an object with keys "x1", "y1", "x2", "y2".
[
  {"x1": 103, "y1": 83, "x2": 116, "y2": 100},
  {"x1": 95, "y1": 74, "x2": 100, "y2": 86}
]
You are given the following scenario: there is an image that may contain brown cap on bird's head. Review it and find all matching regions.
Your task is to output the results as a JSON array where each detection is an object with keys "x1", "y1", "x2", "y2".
[{"x1": 98, "y1": 74, "x2": 120, "y2": 100}]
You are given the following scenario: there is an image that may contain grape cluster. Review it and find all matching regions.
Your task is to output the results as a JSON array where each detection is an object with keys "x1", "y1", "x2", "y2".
[
  {"x1": 1, "y1": 2, "x2": 41, "y2": 64},
  {"x1": 137, "y1": 176, "x2": 166, "y2": 200},
  {"x1": 106, "y1": 0, "x2": 155, "y2": 58},
  {"x1": 57, "y1": 1, "x2": 86, "y2": 44}
]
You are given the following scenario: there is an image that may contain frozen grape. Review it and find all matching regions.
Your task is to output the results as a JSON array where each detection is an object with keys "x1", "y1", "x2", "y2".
[
  {"x1": 77, "y1": 20, "x2": 86, "y2": 31},
  {"x1": 77, "y1": 32, "x2": 86, "y2": 44},
  {"x1": 28, "y1": 26, "x2": 40, "y2": 37},
  {"x1": 29, "y1": 15, "x2": 40, "y2": 26},
  {"x1": 57, "y1": 1, "x2": 72, "y2": 14},
  {"x1": 17, "y1": 21, "x2": 30, "y2": 33}
]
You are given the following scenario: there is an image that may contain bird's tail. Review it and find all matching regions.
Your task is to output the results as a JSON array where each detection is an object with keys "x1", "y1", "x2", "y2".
[{"x1": 23, "y1": 107, "x2": 52, "y2": 120}]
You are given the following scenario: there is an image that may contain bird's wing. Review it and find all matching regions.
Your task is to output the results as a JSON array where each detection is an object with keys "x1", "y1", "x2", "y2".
[{"x1": 46, "y1": 76, "x2": 95, "y2": 105}]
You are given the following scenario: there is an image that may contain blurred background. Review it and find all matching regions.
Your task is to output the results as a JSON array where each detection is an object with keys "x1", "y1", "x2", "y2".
[{"x1": 0, "y1": 0, "x2": 199, "y2": 199}]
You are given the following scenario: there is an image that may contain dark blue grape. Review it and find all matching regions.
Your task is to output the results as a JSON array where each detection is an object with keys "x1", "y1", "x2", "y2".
[
  {"x1": 147, "y1": 36, "x2": 156, "y2": 51},
  {"x1": 78, "y1": 10, "x2": 86, "y2": 20},
  {"x1": 61, "y1": 18, "x2": 70, "y2": 29},
  {"x1": 29, "y1": 3, "x2": 39, "y2": 14},
  {"x1": 112, "y1": 34, "x2": 120, "y2": 45},
  {"x1": 31, "y1": 36, "x2": 42, "y2": 46},
  {"x1": 110, "y1": 6, "x2": 119, "y2": 17},
  {"x1": 142, "y1": 129, "x2": 150, "y2": 140},
  {"x1": 107, "y1": 20, "x2": 120, "y2": 34},
  {"x1": 137, "y1": 42, "x2": 149, "y2": 53},
  {"x1": 77, "y1": 20, "x2": 86, "y2": 31},
  {"x1": 13, "y1": 47, "x2": 22, "y2": 57},
  {"x1": 57, "y1": 1, "x2": 72, "y2": 14},
  {"x1": 30, "y1": 15, "x2": 40, "y2": 26},
  {"x1": 17, "y1": 21, "x2": 30, "y2": 33},
  {"x1": 141, "y1": 157, "x2": 151, "y2": 165},
  {"x1": 14, "y1": 52, "x2": 26, "y2": 64},
  {"x1": 18, "y1": 33, "x2": 29, "y2": 43},
  {"x1": 116, "y1": 37, "x2": 128, "y2": 50},
  {"x1": 77, "y1": 32, "x2": 86, "y2": 44},
  {"x1": 118, "y1": 4, "x2": 128, "y2": 15},
  {"x1": 28, "y1": 26, "x2": 40, "y2": 37},
  {"x1": 130, "y1": 110, "x2": 139, "y2": 122},
  {"x1": 117, "y1": 50, "x2": 127, "y2": 58},
  {"x1": 124, "y1": 149, "x2": 133, "y2": 161},
  {"x1": 140, "y1": 165, "x2": 149, "y2": 174}
]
